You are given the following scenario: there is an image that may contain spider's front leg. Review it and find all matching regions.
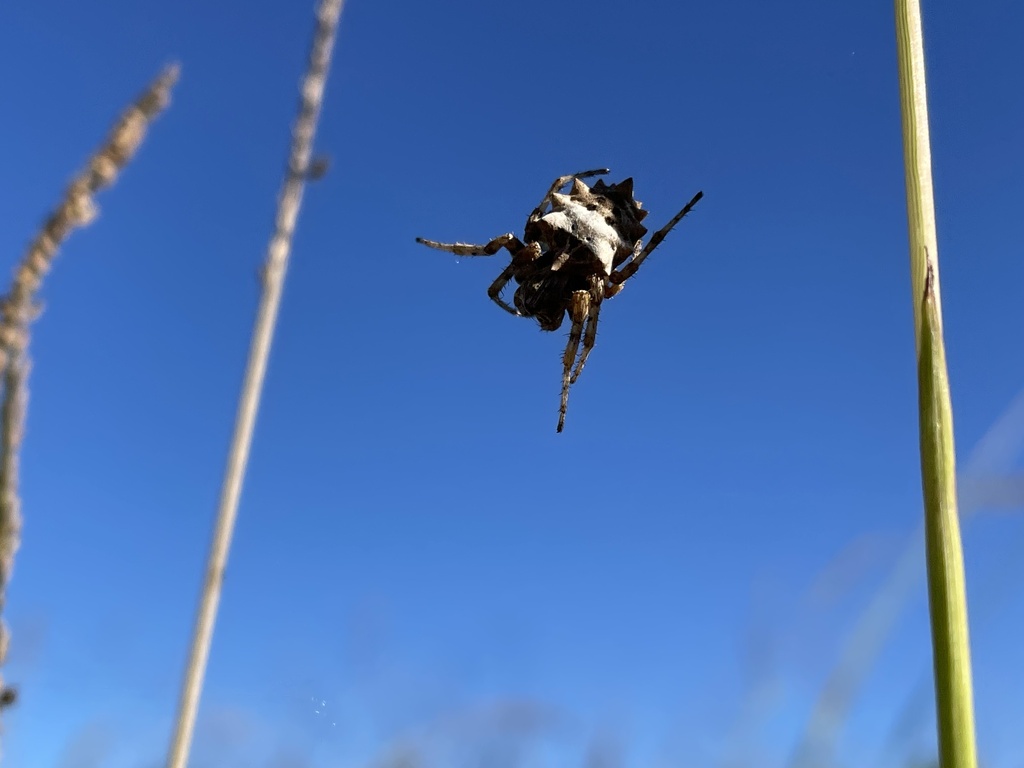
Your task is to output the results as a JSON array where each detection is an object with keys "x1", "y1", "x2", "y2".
[
  {"x1": 486, "y1": 241, "x2": 544, "y2": 315},
  {"x1": 558, "y1": 288, "x2": 592, "y2": 433},
  {"x1": 416, "y1": 232, "x2": 524, "y2": 258},
  {"x1": 483, "y1": 263, "x2": 521, "y2": 316},
  {"x1": 416, "y1": 233, "x2": 533, "y2": 316},
  {"x1": 569, "y1": 275, "x2": 606, "y2": 385}
]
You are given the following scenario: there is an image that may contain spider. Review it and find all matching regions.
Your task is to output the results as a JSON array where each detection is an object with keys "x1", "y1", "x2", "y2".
[{"x1": 417, "y1": 168, "x2": 703, "y2": 432}]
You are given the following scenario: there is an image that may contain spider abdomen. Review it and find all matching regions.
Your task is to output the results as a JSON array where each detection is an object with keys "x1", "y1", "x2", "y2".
[
  {"x1": 528, "y1": 177, "x2": 650, "y2": 275},
  {"x1": 536, "y1": 208, "x2": 622, "y2": 275}
]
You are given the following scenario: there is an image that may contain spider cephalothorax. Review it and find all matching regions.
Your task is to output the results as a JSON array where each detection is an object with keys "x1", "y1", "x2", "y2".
[{"x1": 417, "y1": 169, "x2": 703, "y2": 432}]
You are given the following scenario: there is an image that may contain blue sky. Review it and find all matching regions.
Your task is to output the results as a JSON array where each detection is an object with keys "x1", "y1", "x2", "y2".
[{"x1": 1, "y1": 0, "x2": 1023, "y2": 766}]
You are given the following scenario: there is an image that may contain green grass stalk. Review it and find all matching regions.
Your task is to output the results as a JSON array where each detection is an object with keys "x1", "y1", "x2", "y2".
[{"x1": 894, "y1": 1, "x2": 978, "y2": 766}]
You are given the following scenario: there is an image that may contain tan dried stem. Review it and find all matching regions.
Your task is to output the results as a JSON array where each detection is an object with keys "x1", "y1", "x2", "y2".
[
  {"x1": 0, "y1": 63, "x2": 178, "y2": 726},
  {"x1": 164, "y1": 1, "x2": 344, "y2": 766}
]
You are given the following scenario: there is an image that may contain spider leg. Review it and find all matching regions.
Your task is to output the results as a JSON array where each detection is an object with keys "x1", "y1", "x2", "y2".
[
  {"x1": 569, "y1": 275, "x2": 605, "y2": 384},
  {"x1": 418, "y1": 234, "x2": 539, "y2": 316},
  {"x1": 415, "y1": 232, "x2": 525, "y2": 257},
  {"x1": 487, "y1": 241, "x2": 543, "y2": 315},
  {"x1": 609, "y1": 190, "x2": 703, "y2": 285},
  {"x1": 528, "y1": 168, "x2": 610, "y2": 223},
  {"x1": 603, "y1": 240, "x2": 642, "y2": 299},
  {"x1": 483, "y1": 263, "x2": 520, "y2": 316},
  {"x1": 557, "y1": 289, "x2": 590, "y2": 433}
]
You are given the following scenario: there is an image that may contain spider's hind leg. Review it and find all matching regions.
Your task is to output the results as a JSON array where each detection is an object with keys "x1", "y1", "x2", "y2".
[
  {"x1": 610, "y1": 190, "x2": 703, "y2": 286},
  {"x1": 528, "y1": 168, "x2": 610, "y2": 224}
]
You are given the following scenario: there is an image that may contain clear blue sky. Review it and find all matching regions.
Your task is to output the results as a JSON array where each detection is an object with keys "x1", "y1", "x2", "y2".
[{"x1": 1, "y1": 0, "x2": 1022, "y2": 766}]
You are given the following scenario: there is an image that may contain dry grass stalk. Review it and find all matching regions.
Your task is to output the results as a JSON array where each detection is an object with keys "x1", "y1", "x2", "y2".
[
  {"x1": 0, "y1": 63, "x2": 179, "y2": 731},
  {"x1": 164, "y1": 1, "x2": 344, "y2": 766}
]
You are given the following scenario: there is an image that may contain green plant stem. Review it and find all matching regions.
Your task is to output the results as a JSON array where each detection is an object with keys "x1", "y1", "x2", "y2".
[
  {"x1": 895, "y1": 1, "x2": 978, "y2": 766},
  {"x1": 917, "y1": 266, "x2": 977, "y2": 768}
]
